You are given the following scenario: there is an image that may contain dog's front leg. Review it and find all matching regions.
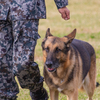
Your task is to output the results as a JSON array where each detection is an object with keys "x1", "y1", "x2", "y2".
[
  {"x1": 49, "y1": 88, "x2": 59, "y2": 100},
  {"x1": 67, "y1": 90, "x2": 78, "y2": 100}
]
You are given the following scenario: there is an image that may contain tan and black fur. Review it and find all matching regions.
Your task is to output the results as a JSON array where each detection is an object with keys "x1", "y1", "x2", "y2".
[{"x1": 41, "y1": 28, "x2": 96, "y2": 100}]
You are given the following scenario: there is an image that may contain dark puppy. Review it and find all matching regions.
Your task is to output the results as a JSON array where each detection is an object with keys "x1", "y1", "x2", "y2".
[{"x1": 42, "y1": 28, "x2": 96, "y2": 100}]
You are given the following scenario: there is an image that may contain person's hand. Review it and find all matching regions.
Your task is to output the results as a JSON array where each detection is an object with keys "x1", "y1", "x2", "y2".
[{"x1": 58, "y1": 7, "x2": 70, "y2": 20}]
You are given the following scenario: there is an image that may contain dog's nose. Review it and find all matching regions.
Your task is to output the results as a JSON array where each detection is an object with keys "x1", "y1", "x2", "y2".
[{"x1": 45, "y1": 61, "x2": 53, "y2": 68}]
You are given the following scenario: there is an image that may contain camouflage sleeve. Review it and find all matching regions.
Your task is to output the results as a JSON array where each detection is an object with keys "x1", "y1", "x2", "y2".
[
  {"x1": 0, "y1": 0, "x2": 9, "y2": 20},
  {"x1": 54, "y1": 0, "x2": 68, "y2": 9}
]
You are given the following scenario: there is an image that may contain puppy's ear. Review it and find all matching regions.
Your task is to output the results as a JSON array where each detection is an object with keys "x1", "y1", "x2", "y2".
[
  {"x1": 45, "y1": 28, "x2": 53, "y2": 38},
  {"x1": 62, "y1": 29, "x2": 76, "y2": 47}
]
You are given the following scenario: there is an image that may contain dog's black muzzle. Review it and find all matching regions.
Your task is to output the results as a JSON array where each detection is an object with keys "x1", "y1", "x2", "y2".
[
  {"x1": 45, "y1": 61, "x2": 56, "y2": 72},
  {"x1": 45, "y1": 61, "x2": 53, "y2": 68}
]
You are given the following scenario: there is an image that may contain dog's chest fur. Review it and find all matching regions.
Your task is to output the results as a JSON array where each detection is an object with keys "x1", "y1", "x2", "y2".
[{"x1": 44, "y1": 61, "x2": 78, "y2": 93}]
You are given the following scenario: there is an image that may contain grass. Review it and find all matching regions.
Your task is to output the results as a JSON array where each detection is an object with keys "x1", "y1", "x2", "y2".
[{"x1": 17, "y1": 0, "x2": 100, "y2": 100}]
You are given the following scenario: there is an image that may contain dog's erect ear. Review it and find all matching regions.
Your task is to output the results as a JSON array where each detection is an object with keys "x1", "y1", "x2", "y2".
[
  {"x1": 41, "y1": 38, "x2": 46, "y2": 50},
  {"x1": 64, "y1": 29, "x2": 76, "y2": 43},
  {"x1": 66, "y1": 29, "x2": 76, "y2": 42},
  {"x1": 45, "y1": 28, "x2": 53, "y2": 38},
  {"x1": 62, "y1": 29, "x2": 76, "y2": 47},
  {"x1": 42, "y1": 28, "x2": 52, "y2": 50}
]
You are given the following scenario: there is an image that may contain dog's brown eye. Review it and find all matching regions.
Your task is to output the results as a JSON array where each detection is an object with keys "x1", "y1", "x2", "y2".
[
  {"x1": 55, "y1": 47, "x2": 61, "y2": 53},
  {"x1": 45, "y1": 47, "x2": 49, "y2": 53}
]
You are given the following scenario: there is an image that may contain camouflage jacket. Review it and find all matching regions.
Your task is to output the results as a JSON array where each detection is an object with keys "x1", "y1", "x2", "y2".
[{"x1": 0, "y1": 0, "x2": 68, "y2": 21}]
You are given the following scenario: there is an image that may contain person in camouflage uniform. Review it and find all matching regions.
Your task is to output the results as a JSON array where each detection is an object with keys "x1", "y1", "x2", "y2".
[{"x1": 0, "y1": 0, "x2": 70, "y2": 100}]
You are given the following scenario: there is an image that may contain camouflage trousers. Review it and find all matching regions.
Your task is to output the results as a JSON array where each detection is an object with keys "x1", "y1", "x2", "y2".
[{"x1": 0, "y1": 19, "x2": 43, "y2": 100}]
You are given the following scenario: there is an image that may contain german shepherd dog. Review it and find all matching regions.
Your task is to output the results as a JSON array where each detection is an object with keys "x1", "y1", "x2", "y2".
[{"x1": 41, "y1": 28, "x2": 96, "y2": 100}]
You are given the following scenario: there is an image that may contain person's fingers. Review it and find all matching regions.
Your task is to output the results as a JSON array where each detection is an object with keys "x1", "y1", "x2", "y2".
[
  {"x1": 66, "y1": 10, "x2": 70, "y2": 19},
  {"x1": 61, "y1": 12, "x2": 67, "y2": 20},
  {"x1": 58, "y1": 7, "x2": 70, "y2": 20}
]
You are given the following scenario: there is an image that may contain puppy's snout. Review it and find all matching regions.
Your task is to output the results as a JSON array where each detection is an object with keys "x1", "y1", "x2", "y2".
[{"x1": 45, "y1": 61, "x2": 53, "y2": 68}]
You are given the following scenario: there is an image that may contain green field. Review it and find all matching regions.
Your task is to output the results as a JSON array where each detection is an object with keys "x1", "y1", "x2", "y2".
[{"x1": 17, "y1": 0, "x2": 100, "y2": 100}]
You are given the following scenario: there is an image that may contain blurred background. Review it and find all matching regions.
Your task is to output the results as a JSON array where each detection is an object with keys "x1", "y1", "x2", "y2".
[{"x1": 17, "y1": 0, "x2": 100, "y2": 99}]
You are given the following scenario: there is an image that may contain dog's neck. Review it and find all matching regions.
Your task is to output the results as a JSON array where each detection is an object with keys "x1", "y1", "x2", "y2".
[
  {"x1": 48, "y1": 48, "x2": 75, "y2": 86},
  {"x1": 56, "y1": 50, "x2": 71, "y2": 79},
  {"x1": 53, "y1": 49, "x2": 75, "y2": 84}
]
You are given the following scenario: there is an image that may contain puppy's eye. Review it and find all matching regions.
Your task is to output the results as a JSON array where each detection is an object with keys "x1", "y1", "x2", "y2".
[
  {"x1": 45, "y1": 47, "x2": 49, "y2": 53},
  {"x1": 55, "y1": 47, "x2": 61, "y2": 53}
]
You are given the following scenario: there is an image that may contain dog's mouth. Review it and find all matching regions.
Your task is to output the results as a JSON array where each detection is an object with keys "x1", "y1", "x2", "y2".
[
  {"x1": 47, "y1": 67, "x2": 56, "y2": 72},
  {"x1": 45, "y1": 61, "x2": 59, "y2": 72}
]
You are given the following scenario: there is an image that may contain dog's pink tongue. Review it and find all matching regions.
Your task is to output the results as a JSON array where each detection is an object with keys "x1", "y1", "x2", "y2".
[{"x1": 48, "y1": 68, "x2": 54, "y2": 71}]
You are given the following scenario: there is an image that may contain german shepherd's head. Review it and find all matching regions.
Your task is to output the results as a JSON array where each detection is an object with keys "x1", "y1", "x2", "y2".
[{"x1": 41, "y1": 28, "x2": 76, "y2": 72}]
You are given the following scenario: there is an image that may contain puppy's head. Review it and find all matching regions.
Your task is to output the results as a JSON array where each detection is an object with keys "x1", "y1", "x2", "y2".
[{"x1": 41, "y1": 28, "x2": 76, "y2": 72}]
